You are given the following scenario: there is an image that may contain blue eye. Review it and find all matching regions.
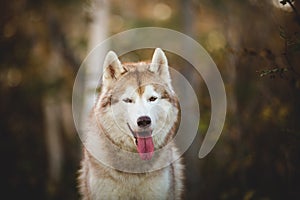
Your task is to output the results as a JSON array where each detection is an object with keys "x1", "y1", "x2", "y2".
[
  {"x1": 123, "y1": 98, "x2": 133, "y2": 103},
  {"x1": 148, "y1": 96, "x2": 158, "y2": 102}
]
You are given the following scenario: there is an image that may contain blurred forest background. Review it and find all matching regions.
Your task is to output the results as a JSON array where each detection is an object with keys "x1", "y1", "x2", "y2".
[{"x1": 1, "y1": 0, "x2": 300, "y2": 199}]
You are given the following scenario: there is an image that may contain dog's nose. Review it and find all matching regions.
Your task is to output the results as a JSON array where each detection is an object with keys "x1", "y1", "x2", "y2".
[{"x1": 137, "y1": 116, "x2": 151, "y2": 128}]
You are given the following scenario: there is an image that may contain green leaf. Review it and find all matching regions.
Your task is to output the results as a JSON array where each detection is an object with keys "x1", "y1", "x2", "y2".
[{"x1": 279, "y1": 26, "x2": 287, "y2": 39}]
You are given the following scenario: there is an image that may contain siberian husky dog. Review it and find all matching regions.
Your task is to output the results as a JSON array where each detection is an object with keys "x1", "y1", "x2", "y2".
[{"x1": 78, "y1": 48, "x2": 184, "y2": 200}]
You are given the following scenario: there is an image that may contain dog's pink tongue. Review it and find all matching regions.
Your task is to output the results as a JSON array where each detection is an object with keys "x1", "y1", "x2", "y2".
[{"x1": 137, "y1": 136, "x2": 154, "y2": 160}]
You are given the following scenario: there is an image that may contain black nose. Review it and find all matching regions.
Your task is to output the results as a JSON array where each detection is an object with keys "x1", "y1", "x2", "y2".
[{"x1": 137, "y1": 116, "x2": 151, "y2": 128}]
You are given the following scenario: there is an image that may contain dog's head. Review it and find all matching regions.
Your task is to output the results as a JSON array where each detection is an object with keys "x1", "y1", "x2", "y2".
[{"x1": 95, "y1": 48, "x2": 179, "y2": 160}]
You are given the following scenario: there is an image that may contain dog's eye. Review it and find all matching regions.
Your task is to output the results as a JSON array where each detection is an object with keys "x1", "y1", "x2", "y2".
[
  {"x1": 123, "y1": 98, "x2": 133, "y2": 103},
  {"x1": 148, "y1": 96, "x2": 158, "y2": 102}
]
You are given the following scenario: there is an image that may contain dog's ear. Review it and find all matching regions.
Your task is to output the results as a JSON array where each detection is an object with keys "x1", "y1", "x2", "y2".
[
  {"x1": 102, "y1": 51, "x2": 126, "y2": 87},
  {"x1": 149, "y1": 48, "x2": 171, "y2": 84}
]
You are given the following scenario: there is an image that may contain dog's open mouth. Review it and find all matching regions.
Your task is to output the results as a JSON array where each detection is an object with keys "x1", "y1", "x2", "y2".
[{"x1": 127, "y1": 123, "x2": 154, "y2": 160}]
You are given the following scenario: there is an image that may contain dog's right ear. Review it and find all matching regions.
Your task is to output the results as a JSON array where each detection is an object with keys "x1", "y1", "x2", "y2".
[
  {"x1": 102, "y1": 51, "x2": 126, "y2": 87},
  {"x1": 149, "y1": 48, "x2": 173, "y2": 89}
]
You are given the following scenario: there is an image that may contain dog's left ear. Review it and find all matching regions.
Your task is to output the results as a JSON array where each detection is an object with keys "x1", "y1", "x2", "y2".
[
  {"x1": 102, "y1": 51, "x2": 126, "y2": 88},
  {"x1": 149, "y1": 48, "x2": 171, "y2": 84}
]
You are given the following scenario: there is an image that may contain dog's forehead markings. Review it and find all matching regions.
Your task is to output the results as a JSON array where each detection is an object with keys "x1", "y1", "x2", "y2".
[
  {"x1": 123, "y1": 64, "x2": 146, "y2": 97},
  {"x1": 135, "y1": 70, "x2": 146, "y2": 96},
  {"x1": 143, "y1": 85, "x2": 157, "y2": 97},
  {"x1": 118, "y1": 62, "x2": 164, "y2": 97},
  {"x1": 122, "y1": 86, "x2": 135, "y2": 97},
  {"x1": 137, "y1": 86, "x2": 145, "y2": 96}
]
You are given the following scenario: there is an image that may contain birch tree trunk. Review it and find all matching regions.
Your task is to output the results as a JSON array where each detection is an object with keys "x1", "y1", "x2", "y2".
[{"x1": 81, "y1": 0, "x2": 109, "y2": 129}]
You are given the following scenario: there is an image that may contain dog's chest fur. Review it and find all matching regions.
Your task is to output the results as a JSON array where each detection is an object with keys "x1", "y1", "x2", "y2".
[{"x1": 79, "y1": 150, "x2": 180, "y2": 200}]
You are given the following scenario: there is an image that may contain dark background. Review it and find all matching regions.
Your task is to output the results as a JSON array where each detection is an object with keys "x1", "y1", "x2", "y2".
[{"x1": 1, "y1": 0, "x2": 300, "y2": 199}]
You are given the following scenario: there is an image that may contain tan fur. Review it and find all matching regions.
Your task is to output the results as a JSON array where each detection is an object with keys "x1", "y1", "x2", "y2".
[{"x1": 78, "y1": 49, "x2": 184, "y2": 200}]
